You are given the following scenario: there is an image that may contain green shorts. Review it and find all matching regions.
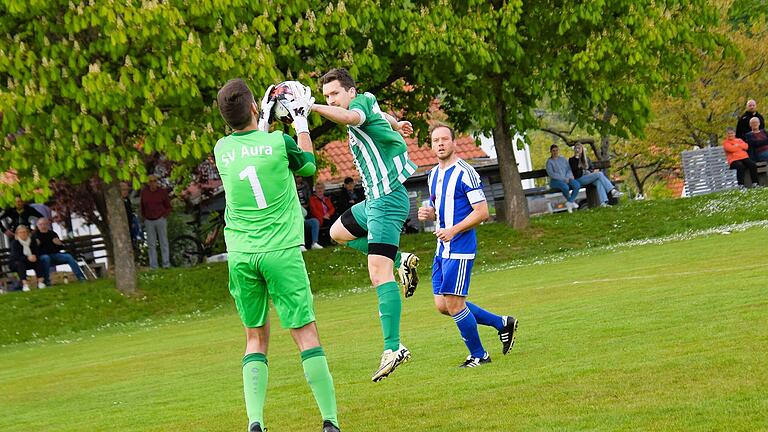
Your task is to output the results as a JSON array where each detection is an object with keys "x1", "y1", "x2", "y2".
[
  {"x1": 227, "y1": 247, "x2": 315, "y2": 329},
  {"x1": 350, "y1": 183, "x2": 410, "y2": 247}
]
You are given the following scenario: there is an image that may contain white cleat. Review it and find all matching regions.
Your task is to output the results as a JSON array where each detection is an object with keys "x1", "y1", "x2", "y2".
[
  {"x1": 397, "y1": 252, "x2": 420, "y2": 298},
  {"x1": 372, "y1": 344, "x2": 411, "y2": 382},
  {"x1": 311, "y1": 242, "x2": 324, "y2": 250}
]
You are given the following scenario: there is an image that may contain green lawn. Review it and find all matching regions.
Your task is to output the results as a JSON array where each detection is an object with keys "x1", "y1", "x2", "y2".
[{"x1": 2, "y1": 228, "x2": 766, "y2": 431}]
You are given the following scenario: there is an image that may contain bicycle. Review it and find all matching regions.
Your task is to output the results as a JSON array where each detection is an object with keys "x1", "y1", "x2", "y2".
[{"x1": 169, "y1": 211, "x2": 225, "y2": 268}]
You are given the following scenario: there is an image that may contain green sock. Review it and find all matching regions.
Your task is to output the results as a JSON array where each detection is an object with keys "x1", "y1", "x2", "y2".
[
  {"x1": 301, "y1": 347, "x2": 339, "y2": 428},
  {"x1": 376, "y1": 281, "x2": 402, "y2": 351},
  {"x1": 242, "y1": 353, "x2": 268, "y2": 429},
  {"x1": 347, "y1": 237, "x2": 401, "y2": 269}
]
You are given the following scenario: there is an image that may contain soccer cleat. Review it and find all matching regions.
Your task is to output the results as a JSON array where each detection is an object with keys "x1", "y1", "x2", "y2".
[
  {"x1": 397, "y1": 252, "x2": 420, "y2": 298},
  {"x1": 249, "y1": 422, "x2": 264, "y2": 432},
  {"x1": 460, "y1": 353, "x2": 492, "y2": 368},
  {"x1": 371, "y1": 344, "x2": 411, "y2": 382},
  {"x1": 322, "y1": 420, "x2": 340, "y2": 432},
  {"x1": 498, "y1": 316, "x2": 519, "y2": 355}
]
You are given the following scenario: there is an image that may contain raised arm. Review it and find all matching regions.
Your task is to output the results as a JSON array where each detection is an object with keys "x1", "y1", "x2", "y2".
[{"x1": 311, "y1": 103, "x2": 363, "y2": 126}]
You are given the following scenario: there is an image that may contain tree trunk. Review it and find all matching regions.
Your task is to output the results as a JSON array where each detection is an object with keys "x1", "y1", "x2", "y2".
[
  {"x1": 103, "y1": 180, "x2": 137, "y2": 295},
  {"x1": 599, "y1": 108, "x2": 613, "y2": 174},
  {"x1": 90, "y1": 182, "x2": 114, "y2": 262},
  {"x1": 493, "y1": 79, "x2": 529, "y2": 229}
]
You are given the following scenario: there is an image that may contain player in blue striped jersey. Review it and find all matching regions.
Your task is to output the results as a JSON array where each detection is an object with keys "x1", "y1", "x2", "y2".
[{"x1": 418, "y1": 124, "x2": 519, "y2": 367}]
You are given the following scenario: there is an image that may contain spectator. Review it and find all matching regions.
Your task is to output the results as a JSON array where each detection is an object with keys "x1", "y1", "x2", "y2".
[
  {"x1": 9, "y1": 224, "x2": 42, "y2": 291},
  {"x1": 296, "y1": 178, "x2": 323, "y2": 251},
  {"x1": 744, "y1": 117, "x2": 768, "y2": 162},
  {"x1": 735, "y1": 99, "x2": 765, "y2": 140},
  {"x1": 121, "y1": 182, "x2": 143, "y2": 246},
  {"x1": 309, "y1": 182, "x2": 337, "y2": 227},
  {"x1": 334, "y1": 176, "x2": 362, "y2": 215},
  {"x1": 1, "y1": 197, "x2": 43, "y2": 238},
  {"x1": 722, "y1": 127, "x2": 758, "y2": 187},
  {"x1": 546, "y1": 144, "x2": 580, "y2": 212},
  {"x1": 568, "y1": 143, "x2": 621, "y2": 207},
  {"x1": 140, "y1": 174, "x2": 172, "y2": 269},
  {"x1": 32, "y1": 218, "x2": 86, "y2": 286}
]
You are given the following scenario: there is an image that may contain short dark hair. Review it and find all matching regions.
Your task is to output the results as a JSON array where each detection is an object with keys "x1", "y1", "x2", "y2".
[
  {"x1": 217, "y1": 78, "x2": 255, "y2": 130},
  {"x1": 319, "y1": 68, "x2": 356, "y2": 91},
  {"x1": 550, "y1": 144, "x2": 559, "y2": 150},
  {"x1": 343, "y1": 177, "x2": 354, "y2": 184},
  {"x1": 429, "y1": 123, "x2": 455, "y2": 141},
  {"x1": 726, "y1": 126, "x2": 735, "y2": 132}
]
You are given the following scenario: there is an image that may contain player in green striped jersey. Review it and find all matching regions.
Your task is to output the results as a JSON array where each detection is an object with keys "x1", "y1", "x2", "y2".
[
  {"x1": 312, "y1": 68, "x2": 420, "y2": 382},
  {"x1": 215, "y1": 79, "x2": 340, "y2": 432}
]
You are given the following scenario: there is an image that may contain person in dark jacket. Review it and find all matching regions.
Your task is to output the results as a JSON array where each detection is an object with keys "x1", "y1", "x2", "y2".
[
  {"x1": 1, "y1": 197, "x2": 43, "y2": 238},
  {"x1": 9, "y1": 224, "x2": 43, "y2": 291},
  {"x1": 744, "y1": 117, "x2": 768, "y2": 162},
  {"x1": 735, "y1": 99, "x2": 765, "y2": 140},
  {"x1": 32, "y1": 218, "x2": 86, "y2": 286}
]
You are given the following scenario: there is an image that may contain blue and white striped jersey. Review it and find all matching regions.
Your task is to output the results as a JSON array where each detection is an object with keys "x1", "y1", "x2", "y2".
[{"x1": 427, "y1": 159, "x2": 486, "y2": 259}]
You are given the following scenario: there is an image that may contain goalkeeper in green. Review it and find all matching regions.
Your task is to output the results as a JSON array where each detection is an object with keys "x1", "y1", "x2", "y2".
[{"x1": 214, "y1": 79, "x2": 339, "y2": 432}]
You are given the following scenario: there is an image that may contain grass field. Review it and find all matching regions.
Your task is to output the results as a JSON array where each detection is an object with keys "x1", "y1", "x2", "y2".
[{"x1": 2, "y1": 227, "x2": 766, "y2": 431}]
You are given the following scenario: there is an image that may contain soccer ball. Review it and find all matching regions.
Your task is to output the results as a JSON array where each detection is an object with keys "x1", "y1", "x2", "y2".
[{"x1": 269, "y1": 81, "x2": 297, "y2": 124}]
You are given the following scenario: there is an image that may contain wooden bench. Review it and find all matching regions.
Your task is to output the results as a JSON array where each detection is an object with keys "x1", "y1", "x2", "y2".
[
  {"x1": 521, "y1": 160, "x2": 615, "y2": 209},
  {"x1": 744, "y1": 161, "x2": 768, "y2": 187},
  {"x1": 0, "y1": 235, "x2": 109, "y2": 290}
]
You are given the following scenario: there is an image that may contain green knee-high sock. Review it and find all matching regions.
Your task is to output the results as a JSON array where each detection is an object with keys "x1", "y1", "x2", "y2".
[
  {"x1": 376, "y1": 281, "x2": 402, "y2": 351},
  {"x1": 242, "y1": 353, "x2": 269, "y2": 429},
  {"x1": 301, "y1": 347, "x2": 339, "y2": 428},
  {"x1": 347, "y1": 237, "x2": 401, "y2": 268}
]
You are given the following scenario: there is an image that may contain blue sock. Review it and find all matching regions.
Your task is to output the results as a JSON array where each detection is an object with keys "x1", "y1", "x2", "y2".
[
  {"x1": 453, "y1": 307, "x2": 486, "y2": 358},
  {"x1": 466, "y1": 302, "x2": 504, "y2": 331}
]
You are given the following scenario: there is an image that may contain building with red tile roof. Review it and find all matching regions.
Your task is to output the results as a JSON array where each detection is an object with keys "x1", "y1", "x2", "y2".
[{"x1": 317, "y1": 135, "x2": 488, "y2": 185}]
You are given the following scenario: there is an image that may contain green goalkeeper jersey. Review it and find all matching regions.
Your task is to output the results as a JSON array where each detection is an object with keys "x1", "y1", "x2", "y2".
[
  {"x1": 347, "y1": 92, "x2": 417, "y2": 200},
  {"x1": 213, "y1": 130, "x2": 315, "y2": 253}
]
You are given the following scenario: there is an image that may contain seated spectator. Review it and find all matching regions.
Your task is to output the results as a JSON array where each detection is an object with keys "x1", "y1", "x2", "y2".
[
  {"x1": 546, "y1": 144, "x2": 580, "y2": 212},
  {"x1": 722, "y1": 126, "x2": 758, "y2": 187},
  {"x1": 334, "y1": 176, "x2": 363, "y2": 215},
  {"x1": 33, "y1": 218, "x2": 86, "y2": 286},
  {"x1": 1, "y1": 197, "x2": 43, "y2": 238},
  {"x1": 744, "y1": 117, "x2": 768, "y2": 162},
  {"x1": 309, "y1": 182, "x2": 337, "y2": 227},
  {"x1": 296, "y1": 177, "x2": 322, "y2": 251},
  {"x1": 568, "y1": 143, "x2": 621, "y2": 207},
  {"x1": 9, "y1": 225, "x2": 42, "y2": 291}
]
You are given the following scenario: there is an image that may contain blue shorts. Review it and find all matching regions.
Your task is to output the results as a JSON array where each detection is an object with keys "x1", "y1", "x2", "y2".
[{"x1": 431, "y1": 256, "x2": 474, "y2": 297}]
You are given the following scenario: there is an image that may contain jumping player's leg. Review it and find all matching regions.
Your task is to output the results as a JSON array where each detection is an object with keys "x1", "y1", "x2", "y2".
[{"x1": 263, "y1": 248, "x2": 339, "y2": 429}]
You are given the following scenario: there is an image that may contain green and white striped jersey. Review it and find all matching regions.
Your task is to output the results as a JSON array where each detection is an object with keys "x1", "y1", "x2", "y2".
[{"x1": 347, "y1": 92, "x2": 417, "y2": 199}]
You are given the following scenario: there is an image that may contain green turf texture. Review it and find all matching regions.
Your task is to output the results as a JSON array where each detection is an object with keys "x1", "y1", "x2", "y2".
[{"x1": 1, "y1": 228, "x2": 765, "y2": 431}]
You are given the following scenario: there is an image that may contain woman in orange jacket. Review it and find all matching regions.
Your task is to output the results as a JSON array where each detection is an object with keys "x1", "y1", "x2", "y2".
[{"x1": 723, "y1": 126, "x2": 758, "y2": 187}]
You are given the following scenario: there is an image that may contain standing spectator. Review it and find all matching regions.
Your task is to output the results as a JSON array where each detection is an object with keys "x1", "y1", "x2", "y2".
[
  {"x1": 121, "y1": 182, "x2": 143, "y2": 246},
  {"x1": 546, "y1": 144, "x2": 580, "y2": 212},
  {"x1": 32, "y1": 218, "x2": 86, "y2": 286},
  {"x1": 568, "y1": 143, "x2": 621, "y2": 207},
  {"x1": 140, "y1": 174, "x2": 172, "y2": 269},
  {"x1": 723, "y1": 127, "x2": 759, "y2": 187},
  {"x1": 735, "y1": 99, "x2": 765, "y2": 140},
  {"x1": 309, "y1": 182, "x2": 337, "y2": 227},
  {"x1": 9, "y1": 225, "x2": 42, "y2": 291},
  {"x1": 296, "y1": 178, "x2": 323, "y2": 251},
  {"x1": 744, "y1": 117, "x2": 768, "y2": 162},
  {"x1": 334, "y1": 177, "x2": 362, "y2": 215},
  {"x1": 1, "y1": 197, "x2": 43, "y2": 238}
]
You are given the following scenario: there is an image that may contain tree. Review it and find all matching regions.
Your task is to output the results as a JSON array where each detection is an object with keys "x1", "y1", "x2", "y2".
[
  {"x1": 0, "y1": 1, "x2": 288, "y2": 294},
  {"x1": 410, "y1": 0, "x2": 724, "y2": 228}
]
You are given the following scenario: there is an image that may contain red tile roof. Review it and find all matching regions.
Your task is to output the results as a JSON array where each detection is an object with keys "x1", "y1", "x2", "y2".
[{"x1": 317, "y1": 135, "x2": 488, "y2": 184}]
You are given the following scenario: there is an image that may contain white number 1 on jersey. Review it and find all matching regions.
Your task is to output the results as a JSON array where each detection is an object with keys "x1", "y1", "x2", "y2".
[{"x1": 239, "y1": 165, "x2": 268, "y2": 209}]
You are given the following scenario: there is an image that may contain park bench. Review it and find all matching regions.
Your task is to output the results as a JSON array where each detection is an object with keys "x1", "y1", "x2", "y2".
[
  {"x1": 520, "y1": 160, "x2": 614, "y2": 209},
  {"x1": 744, "y1": 161, "x2": 768, "y2": 187},
  {"x1": 0, "y1": 234, "x2": 108, "y2": 290}
]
